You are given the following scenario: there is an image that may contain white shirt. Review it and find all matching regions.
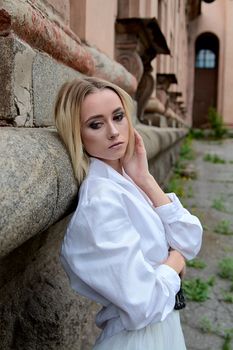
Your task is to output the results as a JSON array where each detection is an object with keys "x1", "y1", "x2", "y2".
[{"x1": 61, "y1": 158, "x2": 203, "y2": 344}]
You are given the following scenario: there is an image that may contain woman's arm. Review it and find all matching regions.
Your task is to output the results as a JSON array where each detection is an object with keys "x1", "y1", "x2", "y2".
[{"x1": 122, "y1": 129, "x2": 203, "y2": 261}]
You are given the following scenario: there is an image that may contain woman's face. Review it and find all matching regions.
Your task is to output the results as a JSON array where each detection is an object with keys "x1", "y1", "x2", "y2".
[{"x1": 80, "y1": 89, "x2": 129, "y2": 171}]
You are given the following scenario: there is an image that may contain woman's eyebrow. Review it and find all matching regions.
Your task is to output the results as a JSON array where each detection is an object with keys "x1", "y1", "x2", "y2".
[
  {"x1": 113, "y1": 107, "x2": 124, "y2": 114},
  {"x1": 84, "y1": 107, "x2": 124, "y2": 124},
  {"x1": 84, "y1": 114, "x2": 103, "y2": 124}
]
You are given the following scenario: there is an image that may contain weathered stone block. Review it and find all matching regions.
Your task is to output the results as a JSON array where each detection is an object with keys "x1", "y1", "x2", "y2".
[
  {"x1": 32, "y1": 53, "x2": 84, "y2": 126},
  {"x1": 0, "y1": 35, "x2": 35, "y2": 126},
  {"x1": 0, "y1": 34, "x2": 85, "y2": 126},
  {"x1": 0, "y1": 128, "x2": 78, "y2": 258}
]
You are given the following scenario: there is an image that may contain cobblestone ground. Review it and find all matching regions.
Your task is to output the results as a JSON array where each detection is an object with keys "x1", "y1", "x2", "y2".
[{"x1": 178, "y1": 138, "x2": 233, "y2": 350}]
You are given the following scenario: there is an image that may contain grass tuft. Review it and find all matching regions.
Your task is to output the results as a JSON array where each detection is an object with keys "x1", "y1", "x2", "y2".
[
  {"x1": 211, "y1": 198, "x2": 226, "y2": 212},
  {"x1": 218, "y1": 258, "x2": 233, "y2": 281},
  {"x1": 214, "y1": 220, "x2": 233, "y2": 236},
  {"x1": 203, "y1": 153, "x2": 226, "y2": 164},
  {"x1": 182, "y1": 277, "x2": 214, "y2": 302},
  {"x1": 187, "y1": 258, "x2": 206, "y2": 269},
  {"x1": 199, "y1": 316, "x2": 214, "y2": 333}
]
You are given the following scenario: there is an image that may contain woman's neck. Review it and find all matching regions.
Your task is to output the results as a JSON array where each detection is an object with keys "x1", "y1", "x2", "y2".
[{"x1": 100, "y1": 158, "x2": 123, "y2": 175}]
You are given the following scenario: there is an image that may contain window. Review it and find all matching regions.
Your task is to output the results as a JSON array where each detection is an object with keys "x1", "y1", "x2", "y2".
[{"x1": 195, "y1": 49, "x2": 216, "y2": 68}]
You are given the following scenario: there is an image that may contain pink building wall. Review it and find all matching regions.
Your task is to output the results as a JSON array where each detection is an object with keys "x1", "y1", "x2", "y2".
[
  {"x1": 222, "y1": 0, "x2": 233, "y2": 126},
  {"x1": 188, "y1": 0, "x2": 233, "y2": 127},
  {"x1": 70, "y1": 0, "x2": 117, "y2": 59}
]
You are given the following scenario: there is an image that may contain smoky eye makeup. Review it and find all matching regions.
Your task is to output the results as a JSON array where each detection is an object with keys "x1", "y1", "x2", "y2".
[
  {"x1": 88, "y1": 121, "x2": 103, "y2": 129},
  {"x1": 113, "y1": 111, "x2": 125, "y2": 121}
]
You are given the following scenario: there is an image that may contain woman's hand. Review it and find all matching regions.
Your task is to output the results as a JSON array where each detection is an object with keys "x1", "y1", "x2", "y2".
[
  {"x1": 164, "y1": 250, "x2": 186, "y2": 275},
  {"x1": 121, "y1": 129, "x2": 151, "y2": 187},
  {"x1": 122, "y1": 129, "x2": 171, "y2": 207},
  {"x1": 180, "y1": 265, "x2": 186, "y2": 279}
]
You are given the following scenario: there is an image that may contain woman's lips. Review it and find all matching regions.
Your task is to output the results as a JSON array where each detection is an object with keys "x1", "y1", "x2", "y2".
[{"x1": 109, "y1": 142, "x2": 124, "y2": 149}]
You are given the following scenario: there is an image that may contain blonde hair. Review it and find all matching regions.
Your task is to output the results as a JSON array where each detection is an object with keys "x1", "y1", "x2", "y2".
[{"x1": 54, "y1": 77, "x2": 135, "y2": 184}]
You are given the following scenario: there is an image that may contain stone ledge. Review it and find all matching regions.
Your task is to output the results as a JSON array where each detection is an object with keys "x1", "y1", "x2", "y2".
[
  {"x1": 85, "y1": 45, "x2": 137, "y2": 97},
  {"x1": 136, "y1": 124, "x2": 187, "y2": 159},
  {"x1": 0, "y1": 125, "x2": 187, "y2": 258}
]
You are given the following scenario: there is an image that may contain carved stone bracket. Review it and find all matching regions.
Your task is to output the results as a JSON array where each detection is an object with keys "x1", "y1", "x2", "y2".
[
  {"x1": 115, "y1": 36, "x2": 144, "y2": 82},
  {"x1": 156, "y1": 73, "x2": 178, "y2": 111},
  {"x1": 116, "y1": 17, "x2": 170, "y2": 121},
  {"x1": 167, "y1": 91, "x2": 182, "y2": 102},
  {"x1": 157, "y1": 73, "x2": 178, "y2": 91},
  {"x1": 167, "y1": 91, "x2": 183, "y2": 113}
]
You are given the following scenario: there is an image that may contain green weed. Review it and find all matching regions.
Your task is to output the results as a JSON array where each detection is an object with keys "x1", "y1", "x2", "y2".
[
  {"x1": 174, "y1": 160, "x2": 197, "y2": 180},
  {"x1": 199, "y1": 316, "x2": 214, "y2": 333},
  {"x1": 214, "y1": 220, "x2": 233, "y2": 236},
  {"x1": 212, "y1": 198, "x2": 226, "y2": 211},
  {"x1": 174, "y1": 161, "x2": 186, "y2": 177},
  {"x1": 218, "y1": 258, "x2": 233, "y2": 281},
  {"x1": 166, "y1": 176, "x2": 185, "y2": 197},
  {"x1": 182, "y1": 277, "x2": 214, "y2": 302},
  {"x1": 222, "y1": 292, "x2": 233, "y2": 303},
  {"x1": 189, "y1": 128, "x2": 205, "y2": 139},
  {"x1": 187, "y1": 258, "x2": 206, "y2": 269},
  {"x1": 180, "y1": 137, "x2": 195, "y2": 161},
  {"x1": 208, "y1": 106, "x2": 227, "y2": 139},
  {"x1": 222, "y1": 332, "x2": 232, "y2": 350},
  {"x1": 203, "y1": 153, "x2": 226, "y2": 164}
]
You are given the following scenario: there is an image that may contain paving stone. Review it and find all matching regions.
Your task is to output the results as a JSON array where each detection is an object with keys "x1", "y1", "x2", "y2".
[{"x1": 179, "y1": 138, "x2": 233, "y2": 350}]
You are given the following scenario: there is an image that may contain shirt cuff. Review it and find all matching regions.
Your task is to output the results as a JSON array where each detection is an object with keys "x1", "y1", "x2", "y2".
[
  {"x1": 156, "y1": 264, "x2": 181, "y2": 294},
  {"x1": 153, "y1": 192, "x2": 185, "y2": 224}
]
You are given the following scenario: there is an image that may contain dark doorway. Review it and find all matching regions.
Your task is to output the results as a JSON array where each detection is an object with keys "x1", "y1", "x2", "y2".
[{"x1": 192, "y1": 32, "x2": 219, "y2": 128}]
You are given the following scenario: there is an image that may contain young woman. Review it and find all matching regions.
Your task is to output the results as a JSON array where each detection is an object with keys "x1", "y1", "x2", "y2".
[{"x1": 54, "y1": 77, "x2": 203, "y2": 350}]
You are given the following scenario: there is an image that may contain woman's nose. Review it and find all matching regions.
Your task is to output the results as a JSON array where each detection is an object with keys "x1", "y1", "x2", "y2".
[{"x1": 107, "y1": 123, "x2": 119, "y2": 139}]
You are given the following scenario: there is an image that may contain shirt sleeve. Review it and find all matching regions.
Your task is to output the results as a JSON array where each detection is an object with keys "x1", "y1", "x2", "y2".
[
  {"x1": 153, "y1": 192, "x2": 203, "y2": 260},
  {"x1": 61, "y1": 188, "x2": 181, "y2": 331}
]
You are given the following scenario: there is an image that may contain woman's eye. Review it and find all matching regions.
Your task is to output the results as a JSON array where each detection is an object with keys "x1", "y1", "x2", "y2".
[
  {"x1": 89, "y1": 122, "x2": 102, "y2": 129},
  {"x1": 114, "y1": 113, "x2": 124, "y2": 121}
]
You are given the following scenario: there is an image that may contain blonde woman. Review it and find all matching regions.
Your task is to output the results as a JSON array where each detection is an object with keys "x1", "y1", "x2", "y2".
[{"x1": 54, "y1": 77, "x2": 202, "y2": 350}]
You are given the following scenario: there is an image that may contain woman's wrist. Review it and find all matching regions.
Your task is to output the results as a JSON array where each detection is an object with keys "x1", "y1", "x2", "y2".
[
  {"x1": 137, "y1": 174, "x2": 171, "y2": 207},
  {"x1": 134, "y1": 173, "x2": 155, "y2": 190}
]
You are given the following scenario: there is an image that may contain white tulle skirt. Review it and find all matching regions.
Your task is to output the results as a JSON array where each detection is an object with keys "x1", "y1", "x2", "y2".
[{"x1": 93, "y1": 311, "x2": 186, "y2": 350}]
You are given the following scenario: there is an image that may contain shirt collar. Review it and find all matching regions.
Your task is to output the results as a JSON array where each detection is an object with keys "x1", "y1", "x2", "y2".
[
  {"x1": 89, "y1": 157, "x2": 126, "y2": 185},
  {"x1": 88, "y1": 158, "x2": 152, "y2": 206}
]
